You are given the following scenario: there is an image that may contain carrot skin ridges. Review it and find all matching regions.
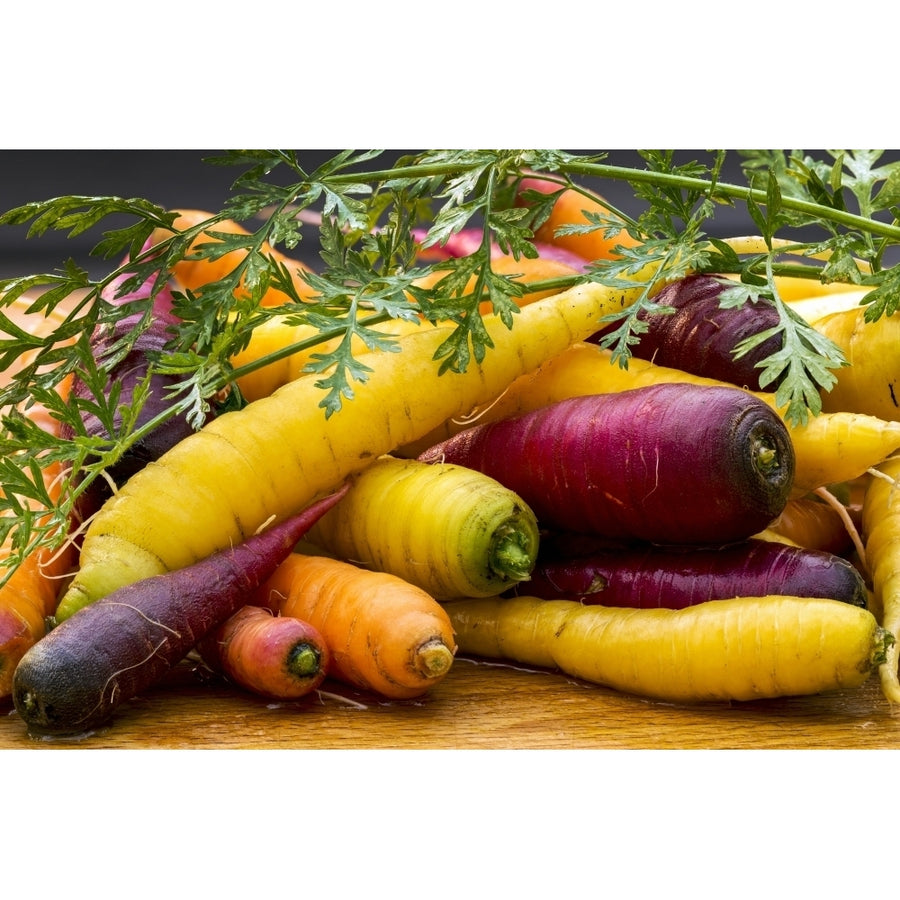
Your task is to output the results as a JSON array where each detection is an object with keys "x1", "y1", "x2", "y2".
[
  {"x1": 517, "y1": 538, "x2": 868, "y2": 609},
  {"x1": 196, "y1": 605, "x2": 329, "y2": 700},
  {"x1": 444, "y1": 595, "x2": 889, "y2": 703},
  {"x1": 257, "y1": 553, "x2": 457, "y2": 700},
  {"x1": 12, "y1": 487, "x2": 347, "y2": 736},
  {"x1": 305, "y1": 456, "x2": 541, "y2": 598},
  {"x1": 419, "y1": 384, "x2": 795, "y2": 545}
]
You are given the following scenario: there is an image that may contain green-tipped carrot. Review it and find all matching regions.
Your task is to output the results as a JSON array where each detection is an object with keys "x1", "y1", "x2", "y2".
[
  {"x1": 305, "y1": 455, "x2": 540, "y2": 599},
  {"x1": 196, "y1": 605, "x2": 330, "y2": 701}
]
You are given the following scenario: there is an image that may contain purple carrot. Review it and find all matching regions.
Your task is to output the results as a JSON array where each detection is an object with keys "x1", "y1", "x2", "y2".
[
  {"x1": 418, "y1": 383, "x2": 795, "y2": 545},
  {"x1": 61, "y1": 254, "x2": 212, "y2": 518},
  {"x1": 589, "y1": 274, "x2": 784, "y2": 391},
  {"x1": 12, "y1": 484, "x2": 348, "y2": 736},
  {"x1": 515, "y1": 538, "x2": 868, "y2": 609}
]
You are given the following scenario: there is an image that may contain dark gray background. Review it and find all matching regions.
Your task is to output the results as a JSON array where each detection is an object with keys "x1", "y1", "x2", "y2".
[{"x1": 0, "y1": 149, "x2": 895, "y2": 280}]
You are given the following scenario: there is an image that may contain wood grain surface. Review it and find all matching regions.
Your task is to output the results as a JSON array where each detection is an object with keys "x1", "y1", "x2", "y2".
[{"x1": 3, "y1": 653, "x2": 899, "y2": 749}]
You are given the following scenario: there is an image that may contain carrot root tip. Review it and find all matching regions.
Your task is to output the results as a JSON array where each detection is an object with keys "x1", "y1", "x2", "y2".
[
  {"x1": 491, "y1": 523, "x2": 537, "y2": 583},
  {"x1": 286, "y1": 642, "x2": 323, "y2": 679},
  {"x1": 414, "y1": 640, "x2": 455, "y2": 680}
]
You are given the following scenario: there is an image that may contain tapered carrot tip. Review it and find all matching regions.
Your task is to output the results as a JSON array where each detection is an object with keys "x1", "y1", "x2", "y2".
[{"x1": 415, "y1": 640, "x2": 456, "y2": 680}]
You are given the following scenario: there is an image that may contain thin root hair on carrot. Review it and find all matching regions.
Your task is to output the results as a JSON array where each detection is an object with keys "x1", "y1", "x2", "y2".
[{"x1": 812, "y1": 485, "x2": 868, "y2": 578}]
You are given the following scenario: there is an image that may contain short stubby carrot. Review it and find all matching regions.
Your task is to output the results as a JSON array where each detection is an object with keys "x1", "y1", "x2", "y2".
[
  {"x1": 256, "y1": 553, "x2": 457, "y2": 700},
  {"x1": 196, "y1": 605, "x2": 330, "y2": 701},
  {"x1": 305, "y1": 455, "x2": 540, "y2": 599},
  {"x1": 444, "y1": 594, "x2": 890, "y2": 703},
  {"x1": 55, "y1": 278, "x2": 642, "y2": 618}
]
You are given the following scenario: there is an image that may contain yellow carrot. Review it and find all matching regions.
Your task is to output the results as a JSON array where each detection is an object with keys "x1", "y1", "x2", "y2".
[
  {"x1": 813, "y1": 305, "x2": 900, "y2": 421},
  {"x1": 305, "y1": 455, "x2": 540, "y2": 598},
  {"x1": 861, "y1": 455, "x2": 900, "y2": 703},
  {"x1": 444, "y1": 594, "x2": 889, "y2": 703},
  {"x1": 231, "y1": 315, "x2": 426, "y2": 403},
  {"x1": 402, "y1": 342, "x2": 900, "y2": 495},
  {"x1": 55, "y1": 279, "x2": 641, "y2": 619}
]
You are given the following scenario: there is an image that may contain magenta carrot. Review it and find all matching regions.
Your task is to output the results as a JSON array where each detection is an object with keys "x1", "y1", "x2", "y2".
[
  {"x1": 516, "y1": 538, "x2": 868, "y2": 609},
  {"x1": 589, "y1": 274, "x2": 785, "y2": 391},
  {"x1": 418, "y1": 383, "x2": 795, "y2": 545},
  {"x1": 196, "y1": 605, "x2": 329, "y2": 700},
  {"x1": 12, "y1": 485, "x2": 347, "y2": 736}
]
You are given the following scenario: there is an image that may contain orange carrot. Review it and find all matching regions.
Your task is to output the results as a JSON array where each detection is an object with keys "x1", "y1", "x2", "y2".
[
  {"x1": 766, "y1": 494, "x2": 857, "y2": 557},
  {"x1": 515, "y1": 174, "x2": 641, "y2": 263},
  {"x1": 196, "y1": 605, "x2": 329, "y2": 700},
  {"x1": 0, "y1": 291, "x2": 78, "y2": 699},
  {"x1": 0, "y1": 458, "x2": 75, "y2": 700},
  {"x1": 256, "y1": 553, "x2": 457, "y2": 700},
  {"x1": 149, "y1": 209, "x2": 318, "y2": 306}
]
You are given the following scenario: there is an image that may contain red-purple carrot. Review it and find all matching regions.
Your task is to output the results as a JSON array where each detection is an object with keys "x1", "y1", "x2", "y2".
[
  {"x1": 12, "y1": 485, "x2": 348, "y2": 737},
  {"x1": 418, "y1": 383, "x2": 796, "y2": 546},
  {"x1": 515, "y1": 537, "x2": 868, "y2": 609}
]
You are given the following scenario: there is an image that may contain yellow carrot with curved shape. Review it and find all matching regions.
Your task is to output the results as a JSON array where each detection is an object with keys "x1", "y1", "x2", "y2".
[
  {"x1": 403, "y1": 342, "x2": 900, "y2": 496},
  {"x1": 444, "y1": 594, "x2": 890, "y2": 703},
  {"x1": 55, "y1": 280, "x2": 640, "y2": 620}
]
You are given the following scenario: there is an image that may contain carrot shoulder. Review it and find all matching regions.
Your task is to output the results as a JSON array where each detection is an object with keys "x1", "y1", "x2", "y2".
[{"x1": 56, "y1": 279, "x2": 641, "y2": 618}]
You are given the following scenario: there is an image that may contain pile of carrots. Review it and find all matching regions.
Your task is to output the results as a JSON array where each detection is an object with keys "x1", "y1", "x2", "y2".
[{"x1": 5, "y1": 176, "x2": 900, "y2": 736}]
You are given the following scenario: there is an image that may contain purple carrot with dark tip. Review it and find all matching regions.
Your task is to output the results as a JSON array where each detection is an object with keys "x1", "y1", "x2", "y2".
[{"x1": 12, "y1": 484, "x2": 348, "y2": 736}]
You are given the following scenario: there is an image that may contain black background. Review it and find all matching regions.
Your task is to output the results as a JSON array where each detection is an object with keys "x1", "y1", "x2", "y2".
[{"x1": 0, "y1": 149, "x2": 895, "y2": 279}]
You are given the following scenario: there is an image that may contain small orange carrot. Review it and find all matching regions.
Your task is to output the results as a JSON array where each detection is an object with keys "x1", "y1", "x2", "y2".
[
  {"x1": 256, "y1": 553, "x2": 457, "y2": 700},
  {"x1": 196, "y1": 605, "x2": 329, "y2": 701}
]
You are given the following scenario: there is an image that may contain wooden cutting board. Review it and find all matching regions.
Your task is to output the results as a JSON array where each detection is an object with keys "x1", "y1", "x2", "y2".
[{"x1": 3, "y1": 654, "x2": 898, "y2": 749}]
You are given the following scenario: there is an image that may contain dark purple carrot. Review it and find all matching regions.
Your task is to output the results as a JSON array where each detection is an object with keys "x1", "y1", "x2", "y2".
[
  {"x1": 60, "y1": 260, "x2": 212, "y2": 519},
  {"x1": 417, "y1": 383, "x2": 795, "y2": 545},
  {"x1": 590, "y1": 274, "x2": 784, "y2": 391},
  {"x1": 11, "y1": 485, "x2": 347, "y2": 736},
  {"x1": 515, "y1": 538, "x2": 868, "y2": 609}
]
